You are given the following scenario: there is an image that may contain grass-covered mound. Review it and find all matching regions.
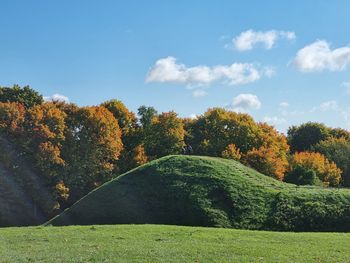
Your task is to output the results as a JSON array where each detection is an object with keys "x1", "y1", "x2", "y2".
[{"x1": 49, "y1": 155, "x2": 350, "y2": 231}]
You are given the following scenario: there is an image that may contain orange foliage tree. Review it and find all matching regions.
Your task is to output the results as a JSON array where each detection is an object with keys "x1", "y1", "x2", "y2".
[
  {"x1": 24, "y1": 103, "x2": 67, "y2": 181},
  {"x1": 221, "y1": 144, "x2": 241, "y2": 161},
  {"x1": 289, "y1": 152, "x2": 342, "y2": 186},
  {"x1": 61, "y1": 105, "x2": 123, "y2": 202},
  {"x1": 0, "y1": 102, "x2": 25, "y2": 134},
  {"x1": 244, "y1": 123, "x2": 289, "y2": 180}
]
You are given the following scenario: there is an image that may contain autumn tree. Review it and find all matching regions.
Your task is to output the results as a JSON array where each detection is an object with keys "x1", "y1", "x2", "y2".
[
  {"x1": 186, "y1": 108, "x2": 289, "y2": 179},
  {"x1": 312, "y1": 137, "x2": 350, "y2": 186},
  {"x1": 61, "y1": 106, "x2": 123, "y2": 202},
  {"x1": 143, "y1": 111, "x2": 185, "y2": 158},
  {"x1": 0, "y1": 85, "x2": 43, "y2": 108},
  {"x1": 288, "y1": 152, "x2": 342, "y2": 186},
  {"x1": 187, "y1": 108, "x2": 261, "y2": 156},
  {"x1": 101, "y1": 100, "x2": 149, "y2": 173},
  {"x1": 0, "y1": 102, "x2": 25, "y2": 135},
  {"x1": 244, "y1": 123, "x2": 289, "y2": 180},
  {"x1": 23, "y1": 103, "x2": 67, "y2": 182},
  {"x1": 221, "y1": 144, "x2": 241, "y2": 160},
  {"x1": 101, "y1": 99, "x2": 137, "y2": 135}
]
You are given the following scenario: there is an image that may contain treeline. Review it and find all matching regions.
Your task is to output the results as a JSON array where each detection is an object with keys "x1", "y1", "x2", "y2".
[{"x1": 0, "y1": 85, "x2": 349, "y2": 214}]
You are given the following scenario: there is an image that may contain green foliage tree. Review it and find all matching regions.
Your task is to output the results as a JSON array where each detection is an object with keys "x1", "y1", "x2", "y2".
[
  {"x1": 137, "y1": 105, "x2": 158, "y2": 128},
  {"x1": 329, "y1": 128, "x2": 350, "y2": 141},
  {"x1": 0, "y1": 85, "x2": 43, "y2": 108},
  {"x1": 312, "y1": 137, "x2": 350, "y2": 186},
  {"x1": 287, "y1": 122, "x2": 330, "y2": 153}
]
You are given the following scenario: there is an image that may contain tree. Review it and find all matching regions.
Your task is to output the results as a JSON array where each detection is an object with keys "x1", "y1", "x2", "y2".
[
  {"x1": 118, "y1": 144, "x2": 148, "y2": 173},
  {"x1": 101, "y1": 99, "x2": 137, "y2": 135},
  {"x1": 24, "y1": 102, "x2": 67, "y2": 182},
  {"x1": 143, "y1": 111, "x2": 185, "y2": 158},
  {"x1": 137, "y1": 105, "x2": 158, "y2": 128},
  {"x1": 0, "y1": 102, "x2": 25, "y2": 135},
  {"x1": 312, "y1": 137, "x2": 350, "y2": 186},
  {"x1": 0, "y1": 85, "x2": 43, "y2": 108},
  {"x1": 186, "y1": 108, "x2": 289, "y2": 179},
  {"x1": 287, "y1": 122, "x2": 330, "y2": 153},
  {"x1": 288, "y1": 152, "x2": 342, "y2": 187},
  {"x1": 329, "y1": 128, "x2": 350, "y2": 141},
  {"x1": 244, "y1": 146, "x2": 287, "y2": 180},
  {"x1": 186, "y1": 108, "x2": 261, "y2": 156},
  {"x1": 61, "y1": 106, "x2": 123, "y2": 202},
  {"x1": 221, "y1": 144, "x2": 241, "y2": 160}
]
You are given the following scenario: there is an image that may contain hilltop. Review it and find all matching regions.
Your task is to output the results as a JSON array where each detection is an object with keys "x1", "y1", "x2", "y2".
[{"x1": 49, "y1": 155, "x2": 350, "y2": 231}]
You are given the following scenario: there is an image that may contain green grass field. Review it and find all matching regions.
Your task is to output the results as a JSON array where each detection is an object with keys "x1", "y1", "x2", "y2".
[{"x1": 0, "y1": 224, "x2": 349, "y2": 263}]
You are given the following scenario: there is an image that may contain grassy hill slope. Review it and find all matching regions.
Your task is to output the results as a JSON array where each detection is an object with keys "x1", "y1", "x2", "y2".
[
  {"x1": 1, "y1": 224, "x2": 350, "y2": 262},
  {"x1": 49, "y1": 155, "x2": 350, "y2": 231}
]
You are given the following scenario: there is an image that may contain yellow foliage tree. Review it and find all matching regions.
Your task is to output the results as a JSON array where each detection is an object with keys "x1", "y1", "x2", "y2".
[
  {"x1": 221, "y1": 144, "x2": 241, "y2": 160},
  {"x1": 289, "y1": 152, "x2": 342, "y2": 186}
]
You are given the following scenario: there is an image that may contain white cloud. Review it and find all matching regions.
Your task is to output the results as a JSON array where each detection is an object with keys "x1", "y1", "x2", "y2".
[
  {"x1": 146, "y1": 56, "x2": 264, "y2": 87},
  {"x1": 279, "y1": 102, "x2": 289, "y2": 108},
  {"x1": 192, "y1": 89, "x2": 208, "y2": 98},
  {"x1": 294, "y1": 40, "x2": 350, "y2": 72},
  {"x1": 230, "y1": 29, "x2": 295, "y2": 51},
  {"x1": 44, "y1": 93, "x2": 69, "y2": 103},
  {"x1": 229, "y1": 93, "x2": 261, "y2": 112}
]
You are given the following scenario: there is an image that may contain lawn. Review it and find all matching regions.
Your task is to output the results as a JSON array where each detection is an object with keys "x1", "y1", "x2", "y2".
[{"x1": 0, "y1": 224, "x2": 349, "y2": 262}]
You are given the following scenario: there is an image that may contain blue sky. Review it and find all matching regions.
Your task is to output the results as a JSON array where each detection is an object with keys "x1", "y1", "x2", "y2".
[{"x1": 1, "y1": 0, "x2": 350, "y2": 132}]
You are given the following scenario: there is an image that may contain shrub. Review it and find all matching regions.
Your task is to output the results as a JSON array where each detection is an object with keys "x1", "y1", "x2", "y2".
[{"x1": 284, "y1": 165, "x2": 322, "y2": 186}]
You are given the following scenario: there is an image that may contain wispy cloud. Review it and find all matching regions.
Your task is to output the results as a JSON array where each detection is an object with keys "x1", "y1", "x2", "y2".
[
  {"x1": 228, "y1": 29, "x2": 295, "y2": 51},
  {"x1": 294, "y1": 40, "x2": 350, "y2": 72},
  {"x1": 146, "y1": 56, "x2": 271, "y2": 87}
]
